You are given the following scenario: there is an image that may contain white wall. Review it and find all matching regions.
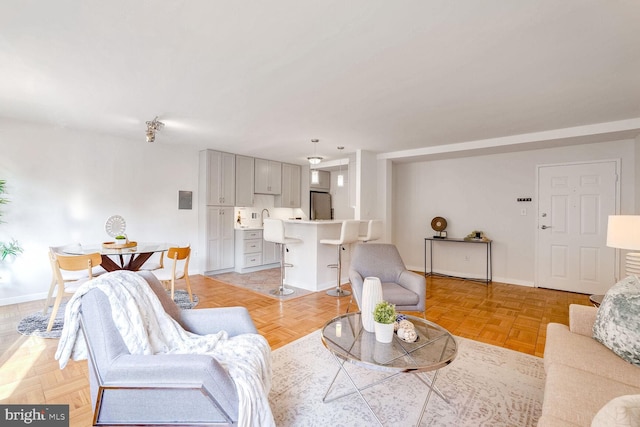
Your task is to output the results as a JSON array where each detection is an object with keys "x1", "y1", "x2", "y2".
[
  {"x1": 393, "y1": 139, "x2": 636, "y2": 286},
  {"x1": 1, "y1": 117, "x2": 637, "y2": 305},
  {"x1": 0, "y1": 118, "x2": 201, "y2": 305},
  {"x1": 356, "y1": 150, "x2": 378, "y2": 220},
  {"x1": 635, "y1": 135, "x2": 640, "y2": 213},
  {"x1": 330, "y1": 169, "x2": 352, "y2": 220}
]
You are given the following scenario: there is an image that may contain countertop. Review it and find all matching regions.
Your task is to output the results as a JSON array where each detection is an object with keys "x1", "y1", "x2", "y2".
[
  {"x1": 235, "y1": 219, "x2": 357, "y2": 230},
  {"x1": 283, "y1": 219, "x2": 350, "y2": 224}
]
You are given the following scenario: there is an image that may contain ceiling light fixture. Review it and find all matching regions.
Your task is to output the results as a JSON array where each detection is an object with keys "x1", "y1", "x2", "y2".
[
  {"x1": 307, "y1": 139, "x2": 323, "y2": 165},
  {"x1": 145, "y1": 116, "x2": 164, "y2": 142},
  {"x1": 337, "y1": 146, "x2": 345, "y2": 187}
]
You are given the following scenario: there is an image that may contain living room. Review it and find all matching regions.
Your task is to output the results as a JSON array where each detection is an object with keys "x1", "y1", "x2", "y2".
[{"x1": 1, "y1": 1, "x2": 640, "y2": 426}]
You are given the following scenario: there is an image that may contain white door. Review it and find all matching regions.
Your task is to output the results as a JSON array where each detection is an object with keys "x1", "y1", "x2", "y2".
[{"x1": 537, "y1": 161, "x2": 618, "y2": 294}]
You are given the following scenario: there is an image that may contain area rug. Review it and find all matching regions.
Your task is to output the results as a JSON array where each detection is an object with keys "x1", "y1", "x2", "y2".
[
  {"x1": 270, "y1": 330, "x2": 544, "y2": 426},
  {"x1": 211, "y1": 268, "x2": 314, "y2": 301},
  {"x1": 171, "y1": 289, "x2": 199, "y2": 309},
  {"x1": 17, "y1": 303, "x2": 66, "y2": 339},
  {"x1": 17, "y1": 290, "x2": 198, "y2": 339}
]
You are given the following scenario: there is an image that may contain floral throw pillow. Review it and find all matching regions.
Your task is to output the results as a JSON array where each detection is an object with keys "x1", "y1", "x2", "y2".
[{"x1": 593, "y1": 275, "x2": 640, "y2": 366}]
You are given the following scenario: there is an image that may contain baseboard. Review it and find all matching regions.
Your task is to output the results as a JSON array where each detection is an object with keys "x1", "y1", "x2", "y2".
[
  {"x1": 233, "y1": 263, "x2": 280, "y2": 274},
  {"x1": 407, "y1": 264, "x2": 535, "y2": 288},
  {"x1": 0, "y1": 291, "x2": 48, "y2": 307}
]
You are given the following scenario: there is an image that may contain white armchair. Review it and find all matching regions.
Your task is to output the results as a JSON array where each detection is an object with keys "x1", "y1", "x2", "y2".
[
  {"x1": 79, "y1": 271, "x2": 259, "y2": 425},
  {"x1": 349, "y1": 243, "x2": 426, "y2": 317}
]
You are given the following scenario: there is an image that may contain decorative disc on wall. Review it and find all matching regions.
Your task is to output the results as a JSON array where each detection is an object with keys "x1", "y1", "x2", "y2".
[
  {"x1": 431, "y1": 216, "x2": 447, "y2": 232},
  {"x1": 105, "y1": 215, "x2": 126, "y2": 237}
]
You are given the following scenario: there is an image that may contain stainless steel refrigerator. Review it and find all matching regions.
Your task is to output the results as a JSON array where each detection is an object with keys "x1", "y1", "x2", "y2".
[{"x1": 310, "y1": 191, "x2": 332, "y2": 220}]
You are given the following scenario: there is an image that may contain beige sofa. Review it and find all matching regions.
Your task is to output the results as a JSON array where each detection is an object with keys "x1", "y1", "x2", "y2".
[{"x1": 539, "y1": 304, "x2": 640, "y2": 426}]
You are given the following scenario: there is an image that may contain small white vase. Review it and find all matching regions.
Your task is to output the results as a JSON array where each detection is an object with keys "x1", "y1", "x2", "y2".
[
  {"x1": 361, "y1": 277, "x2": 383, "y2": 332},
  {"x1": 374, "y1": 321, "x2": 395, "y2": 343}
]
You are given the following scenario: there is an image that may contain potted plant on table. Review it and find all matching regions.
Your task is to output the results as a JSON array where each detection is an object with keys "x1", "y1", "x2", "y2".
[{"x1": 373, "y1": 301, "x2": 396, "y2": 343}]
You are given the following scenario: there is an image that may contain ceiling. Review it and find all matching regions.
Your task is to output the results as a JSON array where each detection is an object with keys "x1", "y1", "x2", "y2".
[{"x1": 2, "y1": 0, "x2": 640, "y2": 165}]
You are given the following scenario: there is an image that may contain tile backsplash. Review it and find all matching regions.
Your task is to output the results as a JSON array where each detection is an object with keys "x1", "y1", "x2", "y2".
[{"x1": 235, "y1": 194, "x2": 305, "y2": 228}]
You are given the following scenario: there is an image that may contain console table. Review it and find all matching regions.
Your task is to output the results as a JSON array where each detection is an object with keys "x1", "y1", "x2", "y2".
[{"x1": 424, "y1": 237, "x2": 492, "y2": 284}]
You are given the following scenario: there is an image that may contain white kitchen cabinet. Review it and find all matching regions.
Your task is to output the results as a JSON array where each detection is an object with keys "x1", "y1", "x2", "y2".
[
  {"x1": 234, "y1": 229, "x2": 262, "y2": 272},
  {"x1": 254, "y1": 158, "x2": 281, "y2": 195},
  {"x1": 234, "y1": 229, "x2": 280, "y2": 273},
  {"x1": 310, "y1": 169, "x2": 330, "y2": 191},
  {"x1": 235, "y1": 155, "x2": 254, "y2": 207},
  {"x1": 276, "y1": 163, "x2": 301, "y2": 208},
  {"x1": 262, "y1": 240, "x2": 280, "y2": 265},
  {"x1": 205, "y1": 207, "x2": 235, "y2": 272},
  {"x1": 200, "y1": 150, "x2": 235, "y2": 206},
  {"x1": 198, "y1": 150, "x2": 236, "y2": 274}
]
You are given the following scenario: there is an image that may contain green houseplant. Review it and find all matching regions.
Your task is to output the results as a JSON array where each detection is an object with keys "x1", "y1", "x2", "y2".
[
  {"x1": 373, "y1": 301, "x2": 396, "y2": 343},
  {"x1": 0, "y1": 180, "x2": 23, "y2": 260}
]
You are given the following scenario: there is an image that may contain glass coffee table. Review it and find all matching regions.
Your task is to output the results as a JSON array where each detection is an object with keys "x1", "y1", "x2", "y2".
[{"x1": 321, "y1": 312, "x2": 457, "y2": 426}]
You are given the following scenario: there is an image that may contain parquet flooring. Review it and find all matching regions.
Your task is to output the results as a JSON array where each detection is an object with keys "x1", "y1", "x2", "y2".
[{"x1": 0, "y1": 274, "x2": 591, "y2": 426}]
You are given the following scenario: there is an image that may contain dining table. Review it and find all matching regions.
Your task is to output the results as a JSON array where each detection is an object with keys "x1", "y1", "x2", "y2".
[{"x1": 64, "y1": 242, "x2": 172, "y2": 272}]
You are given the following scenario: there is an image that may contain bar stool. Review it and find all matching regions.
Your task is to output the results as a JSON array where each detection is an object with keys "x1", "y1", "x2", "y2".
[
  {"x1": 358, "y1": 219, "x2": 383, "y2": 242},
  {"x1": 321, "y1": 220, "x2": 361, "y2": 297},
  {"x1": 263, "y1": 218, "x2": 302, "y2": 296}
]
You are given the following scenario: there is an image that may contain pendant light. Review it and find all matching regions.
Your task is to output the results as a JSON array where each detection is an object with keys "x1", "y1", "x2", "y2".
[
  {"x1": 307, "y1": 139, "x2": 323, "y2": 165},
  {"x1": 337, "y1": 146, "x2": 345, "y2": 187},
  {"x1": 311, "y1": 170, "x2": 320, "y2": 184}
]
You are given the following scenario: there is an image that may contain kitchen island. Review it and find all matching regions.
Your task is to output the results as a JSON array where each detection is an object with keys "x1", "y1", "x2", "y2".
[{"x1": 281, "y1": 219, "x2": 365, "y2": 292}]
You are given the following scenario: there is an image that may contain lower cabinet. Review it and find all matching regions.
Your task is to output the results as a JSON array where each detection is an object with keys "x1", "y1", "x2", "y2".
[
  {"x1": 205, "y1": 207, "x2": 235, "y2": 272},
  {"x1": 235, "y1": 229, "x2": 281, "y2": 273}
]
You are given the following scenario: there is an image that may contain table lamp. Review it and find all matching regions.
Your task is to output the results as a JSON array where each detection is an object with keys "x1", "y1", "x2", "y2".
[{"x1": 606, "y1": 215, "x2": 640, "y2": 276}]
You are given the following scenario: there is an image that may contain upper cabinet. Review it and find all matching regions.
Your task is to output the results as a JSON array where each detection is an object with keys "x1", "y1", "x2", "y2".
[
  {"x1": 235, "y1": 155, "x2": 254, "y2": 207},
  {"x1": 254, "y1": 158, "x2": 281, "y2": 195},
  {"x1": 200, "y1": 150, "x2": 235, "y2": 206},
  {"x1": 276, "y1": 163, "x2": 301, "y2": 208},
  {"x1": 310, "y1": 169, "x2": 330, "y2": 191}
]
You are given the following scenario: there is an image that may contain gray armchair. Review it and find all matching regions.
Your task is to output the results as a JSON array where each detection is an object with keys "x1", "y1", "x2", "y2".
[
  {"x1": 349, "y1": 243, "x2": 426, "y2": 316},
  {"x1": 79, "y1": 271, "x2": 258, "y2": 426}
]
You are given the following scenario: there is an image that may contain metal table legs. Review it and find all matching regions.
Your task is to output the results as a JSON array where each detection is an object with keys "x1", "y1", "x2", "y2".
[{"x1": 322, "y1": 352, "x2": 449, "y2": 426}]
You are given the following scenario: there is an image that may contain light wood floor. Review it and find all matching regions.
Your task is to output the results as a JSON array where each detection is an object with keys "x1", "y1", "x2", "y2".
[{"x1": 0, "y1": 274, "x2": 591, "y2": 425}]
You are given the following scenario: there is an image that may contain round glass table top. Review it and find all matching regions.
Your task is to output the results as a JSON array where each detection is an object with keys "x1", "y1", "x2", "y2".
[
  {"x1": 64, "y1": 242, "x2": 172, "y2": 255},
  {"x1": 321, "y1": 312, "x2": 457, "y2": 373}
]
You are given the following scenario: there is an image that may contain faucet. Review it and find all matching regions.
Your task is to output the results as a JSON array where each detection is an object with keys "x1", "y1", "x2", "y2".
[{"x1": 261, "y1": 208, "x2": 270, "y2": 226}]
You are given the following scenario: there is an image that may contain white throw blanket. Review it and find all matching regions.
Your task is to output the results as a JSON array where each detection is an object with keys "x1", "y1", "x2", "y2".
[{"x1": 55, "y1": 270, "x2": 275, "y2": 427}]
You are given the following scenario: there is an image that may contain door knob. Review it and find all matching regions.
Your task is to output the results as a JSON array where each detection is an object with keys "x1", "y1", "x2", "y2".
[{"x1": 541, "y1": 225, "x2": 552, "y2": 229}]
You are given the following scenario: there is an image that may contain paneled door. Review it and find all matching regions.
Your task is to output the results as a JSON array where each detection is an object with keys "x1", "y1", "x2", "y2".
[{"x1": 536, "y1": 161, "x2": 618, "y2": 294}]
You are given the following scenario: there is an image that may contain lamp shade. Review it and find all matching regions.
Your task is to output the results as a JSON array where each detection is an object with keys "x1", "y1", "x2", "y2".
[{"x1": 607, "y1": 215, "x2": 640, "y2": 250}]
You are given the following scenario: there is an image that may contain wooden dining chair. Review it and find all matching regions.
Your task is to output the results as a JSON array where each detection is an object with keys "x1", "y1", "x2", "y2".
[
  {"x1": 45, "y1": 250, "x2": 103, "y2": 332},
  {"x1": 42, "y1": 246, "x2": 105, "y2": 316},
  {"x1": 151, "y1": 246, "x2": 193, "y2": 302},
  {"x1": 138, "y1": 251, "x2": 165, "y2": 271}
]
